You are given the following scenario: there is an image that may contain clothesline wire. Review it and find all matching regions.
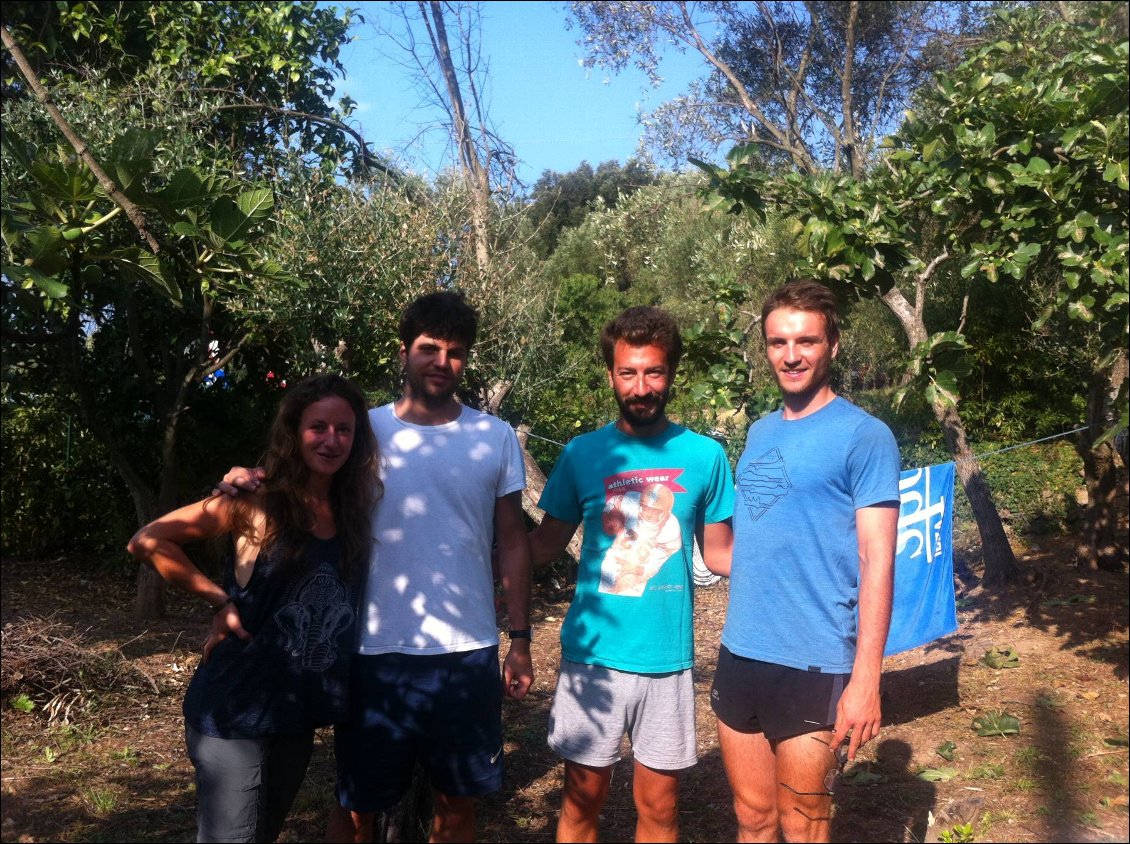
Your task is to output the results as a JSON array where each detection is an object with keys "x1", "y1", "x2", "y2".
[
  {"x1": 513, "y1": 423, "x2": 1093, "y2": 465},
  {"x1": 953, "y1": 425, "x2": 1089, "y2": 463}
]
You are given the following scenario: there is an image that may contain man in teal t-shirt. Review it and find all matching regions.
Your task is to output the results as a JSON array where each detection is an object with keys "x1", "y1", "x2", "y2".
[{"x1": 530, "y1": 306, "x2": 735, "y2": 843}]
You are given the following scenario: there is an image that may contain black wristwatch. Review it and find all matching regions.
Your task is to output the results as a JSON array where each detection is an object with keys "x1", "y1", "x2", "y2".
[{"x1": 507, "y1": 628, "x2": 532, "y2": 641}]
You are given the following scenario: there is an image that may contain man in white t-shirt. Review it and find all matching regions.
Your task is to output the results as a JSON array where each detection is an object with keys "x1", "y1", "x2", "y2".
[
  {"x1": 224, "y1": 292, "x2": 532, "y2": 843},
  {"x1": 335, "y1": 292, "x2": 531, "y2": 842}
]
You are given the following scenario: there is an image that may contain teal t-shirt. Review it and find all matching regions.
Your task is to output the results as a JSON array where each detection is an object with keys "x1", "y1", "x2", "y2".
[{"x1": 539, "y1": 423, "x2": 735, "y2": 673}]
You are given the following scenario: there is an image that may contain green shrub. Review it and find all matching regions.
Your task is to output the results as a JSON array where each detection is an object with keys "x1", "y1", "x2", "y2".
[
  {"x1": 1, "y1": 401, "x2": 134, "y2": 557},
  {"x1": 850, "y1": 390, "x2": 1084, "y2": 538}
]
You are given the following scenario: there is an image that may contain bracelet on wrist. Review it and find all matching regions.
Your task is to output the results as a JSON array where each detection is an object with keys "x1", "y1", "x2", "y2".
[{"x1": 507, "y1": 628, "x2": 532, "y2": 641}]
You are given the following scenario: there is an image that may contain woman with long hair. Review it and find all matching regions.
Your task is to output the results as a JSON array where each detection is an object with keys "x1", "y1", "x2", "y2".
[{"x1": 128, "y1": 374, "x2": 380, "y2": 843}]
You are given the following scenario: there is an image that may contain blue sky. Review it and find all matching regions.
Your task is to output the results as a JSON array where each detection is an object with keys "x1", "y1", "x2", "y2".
[{"x1": 332, "y1": 1, "x2": 708, "y2": 187}]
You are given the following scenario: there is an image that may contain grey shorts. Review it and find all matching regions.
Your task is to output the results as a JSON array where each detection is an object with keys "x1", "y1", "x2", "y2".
[
  {"x1": 185, "y1": 723, "x2": 315, "y2": 843},
  {"x1": 547, "y1": 659, "x2": 697, "y2": 770}
]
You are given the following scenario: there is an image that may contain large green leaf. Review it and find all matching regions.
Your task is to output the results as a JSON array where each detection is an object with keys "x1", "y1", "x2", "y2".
[
  {"x1": 156, "y1": 169, "x2": 220, "y2": 210},
  {"x1": 110, "y1": 248, "x2": 182, "y2": 305},
  {"x1": 208, "y1": 189, "x2": 273, "y2": 245},
  {"x1": 972, "y1": 711, "x2": 1021, "y2": 737},
  {"x1": 236, "y1": 189, "x2": 274, "y2": 222},
  {"x1": 2, "y1": 264, "x2": 69, "y2": 299},
  {"x1": 29, "y1": 159, "x2": 99, "y2": 206}
]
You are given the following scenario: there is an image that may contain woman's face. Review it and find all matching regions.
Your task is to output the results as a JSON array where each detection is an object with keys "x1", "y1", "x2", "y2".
[{"x1": 298, "y1": 395, "x2": 357, "y2": 479}]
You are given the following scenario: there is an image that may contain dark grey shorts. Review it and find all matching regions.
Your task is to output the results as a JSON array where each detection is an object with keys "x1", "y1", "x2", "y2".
[
  {"x1": 184, "y1": 723, "x2": 315, "y2": 843},
  {"x1": 710, "y1": 645, "x2": 848, "y2": 741}
]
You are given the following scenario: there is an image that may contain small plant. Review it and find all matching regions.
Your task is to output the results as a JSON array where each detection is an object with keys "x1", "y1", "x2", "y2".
[
  {"x1": 1015, "y1": 777, "x2": 1038, "y2": 791},
  {"x1": 9, "y1": 694, "x2": 35, "y2": 713},
  {"x1": 1041, "y1": 594, "x2": 1095, "y2": 607},
  {"x1": 111, "y1": 746, "x2": 139, "y2": 765},
  {"x1": 936, "y1": 740, "x2": 957, "y2": 761},
  {"x1": 970, "y1": 763, "x2": 1006, "y2": 780},
  {"x1": 972, "y1": 711, "x2": 1021, "y2": 737},
  {"x1": 979, "y1": 646, "x2": 1020, "y2": 669},
  {"x1": 1035, "y1": 693, "x2": 1066, "y2": 710},
  {"x1": 939, "y1": 821, "x2": 975, "y2": 843},
  {"x1": 41, "y1": 746, "x2": 58, "y2": 764},
  {"x1": 58, "y1": 722, "x2": 100, "y2": 747},
  {"x1": 1014, "y1": 745, "x2": 1044, "y2": 769},
  {"x1": 82, "y1": 787, "x2": 117, "y2": 815}
]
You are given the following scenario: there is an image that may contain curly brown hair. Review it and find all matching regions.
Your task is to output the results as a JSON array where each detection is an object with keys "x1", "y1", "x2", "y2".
[
  {"x1": 599, "y1": 306, "x2": 684, "y2": 371},
  {"x1": 231, "y1": 374, "x2": 380, "y2": 584}
]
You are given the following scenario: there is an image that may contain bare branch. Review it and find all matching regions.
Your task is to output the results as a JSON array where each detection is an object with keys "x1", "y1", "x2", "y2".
[
  {"x1": 206, "y1": 94, "x2": 401, "y2": 181},
  {"x1": 915, "y1": 249, "x2": 950, "y2": 320},
  {"x1": 669, "y1": 1, "x2": 819, "y2": 172}
]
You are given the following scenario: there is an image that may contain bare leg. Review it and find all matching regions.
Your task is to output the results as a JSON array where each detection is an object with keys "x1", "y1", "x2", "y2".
[
  {"x1": 430, "y1": 791, "x2": 474, "y2": 843},
  {"x1": 632, "y1": 761, "x2": 680, "y2": 842},
  {"x1": 717, "y1": 720, "x2": 779, "y2": 842},
  {"x1": 557, "y1": 760, "x2": 612, "y2": 843},
  {"x1": 326, "y1": 804, "x2": 373, "y2": 843},
  {"x1": 775, "y1": 730, "x2": 836, "y2": 843}
]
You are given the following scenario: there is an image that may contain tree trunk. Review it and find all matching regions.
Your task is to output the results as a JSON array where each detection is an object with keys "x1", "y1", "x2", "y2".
[
  {"x1": 932, "y1": 401, "x2": 1020, "y2": 585},
  {"x1": 882, "y1": 286, "x2": 1020, "y2": 585},
  {"x1": 1075, "y1": 351, "x2": 1129, "y2": 572},
  {"x1": 422, "y1": 1, "x2": 493, "y2": 274}
]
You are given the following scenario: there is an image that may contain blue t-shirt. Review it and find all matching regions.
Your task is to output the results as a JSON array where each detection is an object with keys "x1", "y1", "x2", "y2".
[
  {"x1": 539, "y1": 423, "x2": 735, "y2": 673},
  {"x1": 723, "y1": 397, "x2": 900, "y2": 674},
  {"x1": 183, "y1": 535, "x2": 356, "y2": 738}
]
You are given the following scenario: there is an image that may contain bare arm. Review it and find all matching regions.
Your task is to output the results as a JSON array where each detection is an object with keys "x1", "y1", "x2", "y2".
[
  {"x1": 495, "y1": 491, "x2": 534, "y2": 700},
  {"x1": 127, "y1": 496, "x2": 251, "y2": 657},
  {"x1": 699, "y1": 518, "x2": 734, "y2": 577},
  {"x1": 528, "y1": 514, "x2": 580, "y2": 568},
  {"x1": 832, "y1": 502, "x2": 897, "y2": 759}
]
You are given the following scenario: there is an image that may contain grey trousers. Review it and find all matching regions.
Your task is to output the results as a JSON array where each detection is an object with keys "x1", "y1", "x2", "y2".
[{"x1": 185, "y1": 723, "x2": 315, "y2": 843}]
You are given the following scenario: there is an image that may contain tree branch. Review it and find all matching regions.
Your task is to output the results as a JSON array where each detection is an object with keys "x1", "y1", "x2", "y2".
[
  {"x1": 915, "y1": 249, "x2": 950, "y2": 321},
  {"x1": 206, "y1": 93, "x2": 402, "y2": 181},
  {"x1": 670, "y1": 1, "x2": 819, "y2": 173},
  {"x1": 2, "y1": 24, "x2": 162, "y2": 254}
]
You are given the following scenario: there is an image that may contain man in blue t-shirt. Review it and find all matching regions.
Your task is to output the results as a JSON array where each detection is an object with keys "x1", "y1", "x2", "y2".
[
  {"x1": 530, "y1": 306, "x2": 735, "y2": 843},
  {"x1": 712, "y1": 280, "x2": 900, "y2": 843}
]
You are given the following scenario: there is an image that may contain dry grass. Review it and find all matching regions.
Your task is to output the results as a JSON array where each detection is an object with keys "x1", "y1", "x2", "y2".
[{"x1": 1, "y1": 543, "x2": 1127, "y2": 843}]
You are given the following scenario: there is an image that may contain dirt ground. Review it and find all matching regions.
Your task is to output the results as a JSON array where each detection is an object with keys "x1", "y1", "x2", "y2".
[{"x1": 2, "y1": 538, "x2": 1127, "y2": 843}]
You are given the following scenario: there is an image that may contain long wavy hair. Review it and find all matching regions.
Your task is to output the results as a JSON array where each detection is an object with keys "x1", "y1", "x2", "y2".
[{"x1": 230, "y1": 374, "x2": 381, "y2": 584}]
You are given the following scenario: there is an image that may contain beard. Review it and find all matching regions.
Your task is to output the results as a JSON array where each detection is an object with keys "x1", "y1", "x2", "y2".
[
  {"x1": 404, "y1": 368, "x2": 458, "y2": 407},
  {"x1": 615, "y1": 389, "x2": 669, "y2": 429}
]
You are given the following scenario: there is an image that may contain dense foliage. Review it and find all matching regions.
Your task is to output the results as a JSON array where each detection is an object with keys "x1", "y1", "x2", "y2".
[{"x1": 2, "y1": 2, "x2": 1124, "y2": 587}]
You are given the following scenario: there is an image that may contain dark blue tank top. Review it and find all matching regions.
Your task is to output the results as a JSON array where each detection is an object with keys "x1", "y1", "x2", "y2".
[{"x1": 183, "y1": 535, "x2": 356, "y2": 738}]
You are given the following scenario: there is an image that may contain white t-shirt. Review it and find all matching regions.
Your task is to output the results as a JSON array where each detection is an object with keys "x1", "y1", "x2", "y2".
[{"x1": 357, "y1": 403, "x2": 525, "y2": 655}]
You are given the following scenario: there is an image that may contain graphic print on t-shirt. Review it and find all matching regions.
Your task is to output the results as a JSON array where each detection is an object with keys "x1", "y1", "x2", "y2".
[
  {"x1": 738, "y1": 448, "x2": 792, "y2": 523},
  {"x1": 598, "y1": 469, "x2": 684, "y2": 596},
  {"x1": 275, "y1": 570, "x2": 354, "y2": 672}
]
